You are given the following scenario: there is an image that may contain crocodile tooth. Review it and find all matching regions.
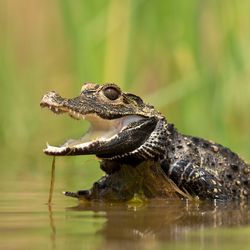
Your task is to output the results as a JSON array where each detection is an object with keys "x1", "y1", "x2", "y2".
[{"x1": 44, "y1": 143, "x2": 67, "y2": 154}]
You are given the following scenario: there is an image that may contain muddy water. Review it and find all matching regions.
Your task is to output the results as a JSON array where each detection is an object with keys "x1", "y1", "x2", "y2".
[{"x1": 1, "y1": 178, "x2": 250, "y2": 250}]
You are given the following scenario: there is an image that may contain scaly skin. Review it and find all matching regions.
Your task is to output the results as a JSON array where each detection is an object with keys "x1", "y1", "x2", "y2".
[{"x1": 40, "y1": 83, "x2": 250, "y2": 201}]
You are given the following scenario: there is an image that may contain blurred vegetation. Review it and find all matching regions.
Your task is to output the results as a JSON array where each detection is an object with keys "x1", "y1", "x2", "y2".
[{"x1": 1, "y1": 0, "x2": 250, "y2": 184}]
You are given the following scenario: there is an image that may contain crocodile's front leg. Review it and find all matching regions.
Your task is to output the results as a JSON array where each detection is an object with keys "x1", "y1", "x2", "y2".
[
  {"x1": 64, "y1": 161, "x2": 137, "y2": 201},
  {"x1": 65, "y1": 160, "x2": 185, "y2": 201},
  {"x1": 161, "y1": 159, "x2": 228, "y2": 200},
  {"x1": 64, "y1": 175, "x2": 130, "y2": 201}
]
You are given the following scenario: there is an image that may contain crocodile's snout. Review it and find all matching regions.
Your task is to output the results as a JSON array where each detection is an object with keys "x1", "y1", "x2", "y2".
[{"x1": 40, "y1": 91, "x2": 61, "y2": 107}]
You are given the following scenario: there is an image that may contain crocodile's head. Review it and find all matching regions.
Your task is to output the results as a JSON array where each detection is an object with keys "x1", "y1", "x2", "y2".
[{"x1": 40, "y1": 83, "x2": 168, "y2": 160}]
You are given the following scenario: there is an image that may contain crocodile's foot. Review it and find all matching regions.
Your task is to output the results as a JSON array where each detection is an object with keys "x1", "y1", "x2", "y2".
[{"x1": 63, "y1": 190, "x2": 91, "y2": 199}]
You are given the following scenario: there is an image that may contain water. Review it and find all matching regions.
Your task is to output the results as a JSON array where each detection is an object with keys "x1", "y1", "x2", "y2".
[{"x1": 1, "y1": 178, "x2": 250, "y2": 250}]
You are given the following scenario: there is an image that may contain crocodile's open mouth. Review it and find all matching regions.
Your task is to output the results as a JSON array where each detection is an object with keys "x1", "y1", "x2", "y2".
[
  {"x1": 45, "y1": 113, "x2": 144, "y2": 156},
  {"x1": 40, "y1": 94, "x2": 146, "y2": 157}
]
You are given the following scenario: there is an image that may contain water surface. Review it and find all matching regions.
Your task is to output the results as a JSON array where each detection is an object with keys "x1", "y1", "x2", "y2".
[{"x1": 1, "y1": 178, "x2": 250, "y2": 250}]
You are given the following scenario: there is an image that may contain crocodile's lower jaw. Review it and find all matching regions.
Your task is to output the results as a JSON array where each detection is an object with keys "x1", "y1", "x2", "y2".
[{"x1": 44, "y1": 113, "x2": 144, "y2": 156}]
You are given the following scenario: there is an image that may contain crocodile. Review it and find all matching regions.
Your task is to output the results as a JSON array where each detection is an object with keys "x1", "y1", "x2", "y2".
[{"x1": 40, "y1": 83, "x2": 250, "y2": 201}]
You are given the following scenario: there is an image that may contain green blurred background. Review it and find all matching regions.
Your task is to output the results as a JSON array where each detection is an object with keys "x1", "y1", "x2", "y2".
[{"x1": 1, "y1": 0, "x2": 250, "y2": 186}]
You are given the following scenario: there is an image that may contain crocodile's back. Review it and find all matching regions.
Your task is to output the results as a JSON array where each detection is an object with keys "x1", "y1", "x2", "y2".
[
  {"x1": 190, "y1": 136, "x2": 250, "y2": 198},
  {"x1": 163, "y1": 129, "x2": 250, "y2": 200}
]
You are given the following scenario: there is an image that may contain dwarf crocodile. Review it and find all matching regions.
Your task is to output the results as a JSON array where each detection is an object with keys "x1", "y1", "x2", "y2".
[{"x1": 40, "y1": 83, "x2": 250, "y2": 201}]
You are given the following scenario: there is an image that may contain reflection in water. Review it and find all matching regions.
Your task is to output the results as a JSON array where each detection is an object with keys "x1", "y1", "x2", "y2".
[
  {"x1": 48, "y1": 204, "x2": 56, "y2": 249},
  {"x1": 1, "y1": 180, "x2": 250, "y2": 250},
  {"x1": 66, "y1": 199, "x2": 250, "y2": 248}
]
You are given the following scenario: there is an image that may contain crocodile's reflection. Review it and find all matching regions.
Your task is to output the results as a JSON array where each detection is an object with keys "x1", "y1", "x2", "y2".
[{"x1": 66, "y1": 199, "x2": 250, "y2": 242}]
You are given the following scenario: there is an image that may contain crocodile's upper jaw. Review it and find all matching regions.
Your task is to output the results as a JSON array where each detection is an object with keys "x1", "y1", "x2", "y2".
[{"x1": 40, "y1": 83, "x2": 163, "y2": 159}]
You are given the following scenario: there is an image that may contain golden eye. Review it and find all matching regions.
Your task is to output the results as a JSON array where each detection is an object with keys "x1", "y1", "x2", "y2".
[{"x1": 103, "y1": 87, "x2": 121, "y2": 100}]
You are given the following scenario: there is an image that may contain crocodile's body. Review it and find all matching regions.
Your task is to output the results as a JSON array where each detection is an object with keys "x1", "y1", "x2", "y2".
[{"x1": 40, "y1": 83, "x2": 250, "y2": 201}]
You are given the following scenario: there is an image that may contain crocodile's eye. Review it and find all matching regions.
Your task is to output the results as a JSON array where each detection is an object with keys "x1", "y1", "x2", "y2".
[{"x1": 103, "y1": 87, "x2": 121, "y2": 100}]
